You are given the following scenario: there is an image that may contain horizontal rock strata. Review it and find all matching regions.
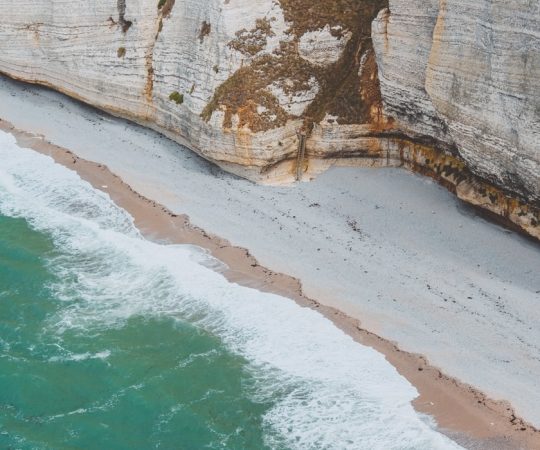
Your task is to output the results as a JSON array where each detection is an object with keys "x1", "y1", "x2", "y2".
[{"x1": 0, "y1": 0, "x2": 538, "y2": 237}]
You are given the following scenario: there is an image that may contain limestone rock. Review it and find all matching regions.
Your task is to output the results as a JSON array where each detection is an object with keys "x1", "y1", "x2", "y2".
[
  {"x1": 372, "y1": 3, "x2": 450, "y2": 143},
  {"x1": 0, "y1": 0, "x2": 382, "y2": 182},
  {"x1": 372, "y1": 0, "x2": 540, "y2": 205},
  {"x1": 426, "y1": 0, "x2": 540, "y2": 204},
  {"x1": 298, "y1": 25, "x2": 351, "y2": 66},
  {"x1": 0, "y1": 0, "x2": 538, "y2": 235}
]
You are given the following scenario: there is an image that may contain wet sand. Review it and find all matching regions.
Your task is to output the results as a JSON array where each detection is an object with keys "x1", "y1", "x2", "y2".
[{"x1": 2, "y1": 118, "x2": 539, "y2": 449}]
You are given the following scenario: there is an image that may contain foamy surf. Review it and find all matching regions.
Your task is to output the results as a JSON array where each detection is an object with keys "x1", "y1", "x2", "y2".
[{"x1": 0, "y1": 131, "x2": 463, "y2": 449}]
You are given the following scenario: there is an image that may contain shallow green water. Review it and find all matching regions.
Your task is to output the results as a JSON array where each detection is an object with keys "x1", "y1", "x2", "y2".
[{"x1": 0, "y1": 214, "x2": 272, "y2": 449}]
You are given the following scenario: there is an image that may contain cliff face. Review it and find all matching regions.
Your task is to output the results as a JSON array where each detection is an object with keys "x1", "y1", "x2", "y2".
[
  {"x1": 0, "y1": 0, "x2": 387, "y2": 180},
  {"x1": 0, "y1": 0, "x2": 538, "y2": 237},
  {"x1": 373, "y1": 0, "x2": 540, "y2": 204},
  {"x1": 371, "y1": 0, "x2": 539, "y2": 237}
]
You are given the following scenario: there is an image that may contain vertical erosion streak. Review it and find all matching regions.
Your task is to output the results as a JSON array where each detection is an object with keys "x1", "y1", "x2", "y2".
[
  {"x1": 144, "y1": 42, "x2": 155, "y2": 106},
  {"x1": 295, "y1": 130, "x2": 307, "y2": 181},
  {"x1": 117, "y1": 0, "x2": 132, "y2": 33},
  {"x1": 144, "y1": 0, "x2": 176, "y2": 107},
  {"x1": 425, "y1": 0, "x2": 447, "y2": 97}
]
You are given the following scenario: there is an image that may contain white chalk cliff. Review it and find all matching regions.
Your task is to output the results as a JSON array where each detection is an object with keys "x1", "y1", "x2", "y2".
[
  {"x1": 0, "y1": 0, "x2": 538, "y2": 237},
  {"x1": 372, "y1": 0, "x2": 540, "y2": 212}
]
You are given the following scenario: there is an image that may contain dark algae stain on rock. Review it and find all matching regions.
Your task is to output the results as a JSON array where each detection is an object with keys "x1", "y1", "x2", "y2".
[
  {"x1": 117, "y1": 0, "x2": 132, "y2": 33},
  {"x1": 202, "y1": 0, "x2": 388, "y2": 132},
  {"x1": 199, "y1": 21, "x2": 211, "y2": 43},
  {"x1": 158, "y1": 0, "x2": 175, "y2": 18}
]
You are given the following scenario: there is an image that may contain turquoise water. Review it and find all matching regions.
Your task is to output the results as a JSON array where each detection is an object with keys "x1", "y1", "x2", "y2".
[
  {"x1": 0, "y1": 130, "x2": 463, "y2": 449},
  {"x1": 0, "y1": 215, "x2": 271, "y2": 449}
]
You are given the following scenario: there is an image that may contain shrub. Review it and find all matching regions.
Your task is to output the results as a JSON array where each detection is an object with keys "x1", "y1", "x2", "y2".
[{"x1": 169, "y1": 91, "x2": 184, "y2": 105}]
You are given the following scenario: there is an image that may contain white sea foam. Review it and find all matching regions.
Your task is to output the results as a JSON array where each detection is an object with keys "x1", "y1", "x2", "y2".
[
  {"x1": 0, "y1": 131, "x2": 463, "y2": 449},
  {"x1": 48, "y1": 350, "x2": 111, "y2": 362}
]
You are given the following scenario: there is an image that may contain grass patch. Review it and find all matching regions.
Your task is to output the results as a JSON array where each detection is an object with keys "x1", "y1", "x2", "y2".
[{"x1": 169, "y1": 91, "x2": 184, "y2": 105}]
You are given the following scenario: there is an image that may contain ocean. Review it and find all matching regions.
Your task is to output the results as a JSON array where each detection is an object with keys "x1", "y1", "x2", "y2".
[{"x1": 0, "y1": 130, "x2": 462, "y2": 449}]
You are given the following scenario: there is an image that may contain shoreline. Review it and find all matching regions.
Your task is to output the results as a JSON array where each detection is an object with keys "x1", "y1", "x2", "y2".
[{"x1": 2, "y1": 119, "x2": 539, "y2": 449}]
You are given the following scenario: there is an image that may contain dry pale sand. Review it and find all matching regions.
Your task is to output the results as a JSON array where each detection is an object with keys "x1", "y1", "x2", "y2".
[{"x1": 2, "y1": 119, "x2": 539, "y2": 450}]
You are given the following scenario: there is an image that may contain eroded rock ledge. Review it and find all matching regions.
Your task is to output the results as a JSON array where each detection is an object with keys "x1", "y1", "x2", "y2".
[{"x1": 0, "y1": 0, "x2": 538, "y2": 238}]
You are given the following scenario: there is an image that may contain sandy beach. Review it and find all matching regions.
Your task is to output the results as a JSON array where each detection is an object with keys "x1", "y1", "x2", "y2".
[
  {"x1": 1, "y1": 74, "x2": 539, "y2": 448},
  {"x1": 1, "y1": 117, "x2": 539, "y2": 449}
]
